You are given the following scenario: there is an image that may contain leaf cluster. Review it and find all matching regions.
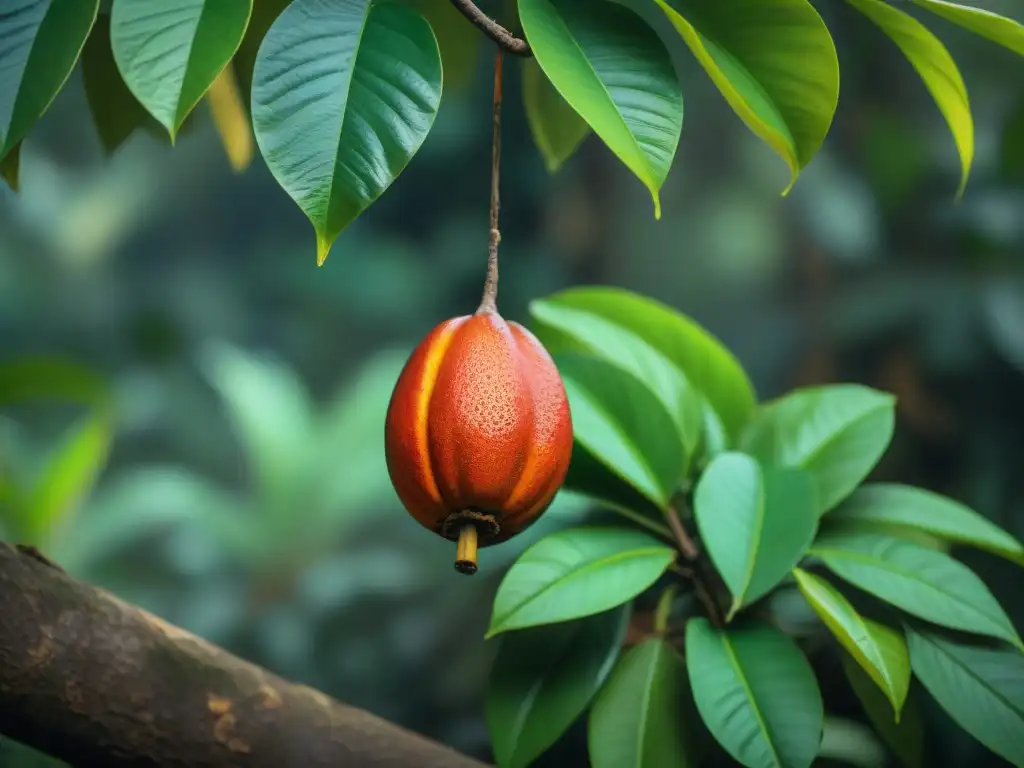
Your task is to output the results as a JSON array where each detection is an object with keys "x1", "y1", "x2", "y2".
[
  {"x1": 483, "y1": 287, "x2": 1024, "y2": 768},
  {"x1": 3, "y1": 0, "x2": 1023, "y2": 260}
]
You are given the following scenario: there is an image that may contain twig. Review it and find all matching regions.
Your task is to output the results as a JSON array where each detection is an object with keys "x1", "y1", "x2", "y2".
[
  {"x1": 665, "y1": 504, "x2": 724, "y2": 628},
  {"x1": 449, "y1": 0, "x2": 532, "y2": 57},
  {"x1": 665, "y1": 504, "x2": 699, "y2": 562},
  {"x1": 477, "y1": 50, "x2": 503, "y2": 314}
]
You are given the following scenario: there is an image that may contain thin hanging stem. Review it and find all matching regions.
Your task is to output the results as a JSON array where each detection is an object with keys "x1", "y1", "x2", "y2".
[{"x1": 477, "y1": 49, "x2": 503, "y2": 314}]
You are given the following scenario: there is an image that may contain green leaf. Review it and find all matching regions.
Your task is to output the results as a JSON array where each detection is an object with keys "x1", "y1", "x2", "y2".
[
  {"x1": 252, "y1": 0, "x2": 442, "y2": 265},
  {"x1": 81, "y1": 12, "x2": 151, "y2": 154},
  {"x1": 487, "y1": 526, "x2": 676, "y2": 637},
  {"x1": 111, "y1": 0, "x2": 252, "y2": 139},
  {"x1": 533, "y1": 298, "x2": 703, "y2": 466},
  {"x1": 653, "y1": 0, "x2": 838, "y2": 194},
  {"x1": 694, "y1": 453, "x2": 818, "y2": 618},
  {"x1": 556, "y1": 354, "x2": 685, "y2": 509},
  {"x1": 793, "y1": 568, "x2": 910, "y2": 717},
  {"x1": 842, "y1": 653, "x2": 924, "y2": 768},
  {"x1": 910, "y1": 0, "x2": 1024, "y2": 57},
  {"x1": 844, "y1": 0, "x2": 973, "y2": 197},
  {"x1": 200, "y1": 342, "x2": 313, "y2": 505},
  {"x1": 589, "y1": 637, "x2": 692, "y2": 768},
  {"x1": 741, "y1": 384, "x2": 896, "y2": 515},
  {"x1": 0, "y1": 0, "x2": 100, "y2": 159},
  {"x1": 487, "y1": 606, "x2": 629, "y2": 768},
  {"x1": 403, "y1": 0, "x2": 481, "y2": 93},
  {"x1": 686, "y1": 619, "x2": 823, "y2": 768},
  {"x1": 23, "y1": 413, "x2": 113, "y2": 549},
  {"x1": 906, "y1": 626, "x2": 1024, "y2": 767},
  {"x1": 533, "y1": 287, "x2": 756, "y2": 441},
  {"x1": 1, "y1": 142, "x2": 19, "y2": 191},
  {"x1": 523, "y1": 58, "x2": 590, "y2": 173},
  {"x1": 812, "y1": 530, "x2": 1022, "y2": 649},
  {"x1": 830, "y1": 483, "x2": 1024, "y2": 565},
  {"x1": 518, "y1": 0, "x2": 683, "y2": 217}
]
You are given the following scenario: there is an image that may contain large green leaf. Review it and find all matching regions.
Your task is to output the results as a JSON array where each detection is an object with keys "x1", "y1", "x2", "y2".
[
  {"x1": 793, "y1": 568, "x2": 910, "y2": 717},
  {"x1": 252, "y1": 0, "x2": 442, "y2": 265},
  {"x1": 812, "y1": 531, "x2": 1022, "y2": 649},
  {"x1": 533, "y1": 287, "x2": 756, "y2": 441},
  {"x1": 523, "y1": 58, "x2": 590, "y2": 173},
  {"x1": 741, "y1": 384, "x2": 895, "y2": 514},
  {"x1": 22, "y1": 413, "x2": 113, "y2": 549},
  {"x1": 589, "y1": 636, "x2": 692, "y2": 768},
  {"x1": 81, "y1": 12, "x2": 150, "y2": 154},
  {"x1": 111, "y1": 0, "x2": 251, "y2": 139},
  {"x1": 911, "y1": 0, "x2": 1024, "y2": 57},
  {"x1": 534, "y1": 299, "x2": 702, "y2": 466},
  {"x1": 486, "y1": 606, "x2": 629, "y2": 768},
  {"x1": 653, "y1": 0, "x2": 838, "y2": 194},
  {"x1": 0, "y1": 0, "x2": 99, "y2": 159},
  {"x1": 487, "y1": 526, "x2": 675, "y2": 636},
  {"x1": 518, "y1": 0, "x2": 683, "y2": 217},
  {"x1": 906, "y1": 627, "x2": 1024, "y2": 767},
  {"x1": 842, "y1": 654, "x2": 924, "y2": 768},
  {"x1": 830, "y1": 483, "x2": 1024, "y2": 565},
  {"x1": 694, "y1": 453, "x2": 818, "y2": 619},
  {"x1": 556, "y1": 354, "x2": 685, "y2": 509},
  {"x1": 686, "y1": 619, "x2": 823, "y2": 768},
  {"x1": 844, "y1": 0, "x2": 973, "y2": 196}
]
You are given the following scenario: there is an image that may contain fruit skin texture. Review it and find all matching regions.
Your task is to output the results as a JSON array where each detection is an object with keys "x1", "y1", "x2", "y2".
[{"x1": 385, "y1": 309, "x2": 573, "y2": 546}]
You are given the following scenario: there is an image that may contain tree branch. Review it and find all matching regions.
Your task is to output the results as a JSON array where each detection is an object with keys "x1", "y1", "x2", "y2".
[
  {"x1": 0, "y1": 541, "x2": 490, "y2": 768},
  {"x1": 448, "y1": 0, "x2": 532, "y2": 57}
]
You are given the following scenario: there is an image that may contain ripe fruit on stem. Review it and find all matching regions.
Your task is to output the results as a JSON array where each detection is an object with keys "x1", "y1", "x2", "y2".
[{"x1": 384, "y1": 50, "x2": 573, "y2": 575}]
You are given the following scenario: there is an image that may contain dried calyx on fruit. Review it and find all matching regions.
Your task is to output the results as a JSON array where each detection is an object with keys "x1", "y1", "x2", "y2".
[{"x1": 384, "y1": 51, "x2": 573, "y2": 576}]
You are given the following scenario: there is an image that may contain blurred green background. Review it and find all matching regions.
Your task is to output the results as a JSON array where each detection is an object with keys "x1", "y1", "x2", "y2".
[{"x1": 2, "y1": 2, "x2": 1024, "y2": 766}]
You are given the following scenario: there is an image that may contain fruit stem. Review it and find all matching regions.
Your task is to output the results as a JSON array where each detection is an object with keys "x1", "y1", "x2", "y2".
[
  {"x1": 478, "y1": 49, "x2": 503, "y2": 315},
  {"x1": 454, "y1": 524, "x2": 479, "y2": 576}
]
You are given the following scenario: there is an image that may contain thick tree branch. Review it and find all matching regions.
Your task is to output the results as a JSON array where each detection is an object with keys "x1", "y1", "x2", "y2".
[
  {"x1": 449, "y1": 0, "x2": 532, "y2": 57},
  {"x1": 0, "y1": 542, "x2": 490, "y2": 768}
]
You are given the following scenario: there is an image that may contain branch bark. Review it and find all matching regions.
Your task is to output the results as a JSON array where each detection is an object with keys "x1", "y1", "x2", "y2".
[
  {"x1": 0, "y1": 542, "x2": 490, "y2": 768},
  {"x1": 448, "y1": 0, "x2": 532, "y2": 57}
]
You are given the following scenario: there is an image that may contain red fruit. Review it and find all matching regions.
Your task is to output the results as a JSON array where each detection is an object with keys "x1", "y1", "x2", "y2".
[{"x1": 384, "y1": 307, "x2": 573, "y2": 575}]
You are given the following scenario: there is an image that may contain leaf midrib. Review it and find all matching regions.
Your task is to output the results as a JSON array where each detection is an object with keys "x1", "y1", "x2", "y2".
[
  {"x1": 914, "y1": 631, "x2": 1024, "y2": 719},
  {"x1": 722, "y1": 634, "x2": 781, "y2": 767},
  {"x1": 322, "y1": 0, "x2": 374, "y2": 235},
  {"x1": 791, "y1": 399, "x2": 891, "y2": 471},
  {"x1": 530, "y1": 0, "x2": 651, "y2": 184},
  {"x1": 493, "y1": 546, "x2": 671, "y2": 633},
  {"x1": 732, "y1": 466, "x2": 767, "y2": 613},
  {"x1": 798, "y1": 571, "x2": 898, "y2": 703},
  {"x1": 815, "y1": 546, "x2": 1005, "y2": 631},
  {"x1": 633, "y1": 642, "x2": 661, "y2": 768}
]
